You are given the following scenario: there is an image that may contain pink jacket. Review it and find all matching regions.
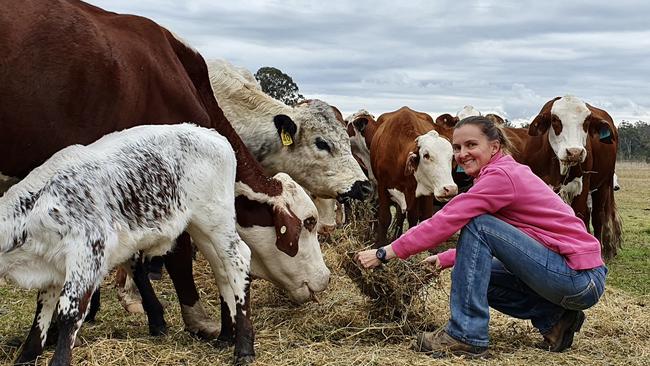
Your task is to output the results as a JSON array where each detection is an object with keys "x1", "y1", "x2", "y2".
[{"x1": 391, "y1": 152, "x2": 604, "y2": 270}]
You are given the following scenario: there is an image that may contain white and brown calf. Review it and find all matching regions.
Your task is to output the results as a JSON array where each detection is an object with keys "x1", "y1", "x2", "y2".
[{"x1": 0, "y1": 124, "x2": 253, "y2": 366}]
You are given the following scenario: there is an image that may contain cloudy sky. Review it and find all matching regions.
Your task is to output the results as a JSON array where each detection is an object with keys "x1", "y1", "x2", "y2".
[{"x1": 88, "y1": 0, "x2": 650, "y2": 125}]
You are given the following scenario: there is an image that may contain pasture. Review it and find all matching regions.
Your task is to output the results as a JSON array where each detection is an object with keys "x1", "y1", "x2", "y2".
[{"x1": 1, "y1": 162, "x2": 648, "y2": 365}]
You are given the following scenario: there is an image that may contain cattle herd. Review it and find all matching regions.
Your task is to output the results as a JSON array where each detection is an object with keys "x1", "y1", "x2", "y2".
[{"x1": 0, "y1": 1, "x2": 621, "y2": 365}]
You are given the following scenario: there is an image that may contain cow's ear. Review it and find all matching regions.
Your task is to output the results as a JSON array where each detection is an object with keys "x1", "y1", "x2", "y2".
[
  {"x1": 404, "y1": 151, "x2": 420, "y2": 176},
  {"x1": 274, "y1": 114, "x2": 297, "y2": 146},
  {"x1": 528, "y1": 113, "x2": 551, "y2": 136},
  {"x1": 485, "y1": 113, "x2": 505, "y2": 125},
  {"x1": 353, "y1": 117, "x2": 369, "y2": 136},
  {"x1": 586, "y1": 105, "x2": 616, "y2": 144},
  {"x1": 589, "y1": 117, "x2": 615, "y2": 144},
  {"x1": 435, "y1": 113, "x2": 458, "y2": 128},
  {"x1": 272, "y1": 205, "x2": 301, "y2": 257}
]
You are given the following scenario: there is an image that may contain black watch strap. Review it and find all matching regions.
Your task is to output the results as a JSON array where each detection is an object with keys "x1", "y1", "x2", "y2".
[{"x1": 376, "y1": 247, "x2": 388, "y2": 263}]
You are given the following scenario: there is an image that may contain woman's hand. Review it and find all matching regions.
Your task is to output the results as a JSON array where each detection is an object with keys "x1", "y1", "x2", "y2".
[
  {"x1": 355, "y1": 249, "x2": 382, "y2": 269},
  {"x1": 421, "y1": 254, "x2": 442, "y2": 271}
]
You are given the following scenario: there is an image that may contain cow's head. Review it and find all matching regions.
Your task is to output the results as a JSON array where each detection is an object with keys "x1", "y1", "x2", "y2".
[
  {"x1": 528, "y1": 95, "x2": 615, "y2": 175},
  {"x1": 270, "y1": 100, "x2": 371, "y2": 202},
  {"x1": 311, "y1": 196, "x2": 344, "y2": 236},
  {"x1": 235, "y1": 173, "x2": 330, "y2": 304},
  {"x1": 435, "y1": 113, "x2": 459, "y2": 128},
  {"x1": 485, "y1": 113, "x2": 505, "y2": 125},
  {"x1": 345, "y1": 110, "x2": 377, "y2": 182},
  {"x1": 405, "y1": 130, "x2": 458, "y2": 201},
  {"x1": 457, "y1": 105, "x2": 482, "y2": 120}
]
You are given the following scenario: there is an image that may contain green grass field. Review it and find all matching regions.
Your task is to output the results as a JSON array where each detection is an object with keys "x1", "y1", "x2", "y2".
[
  {"x1": 0, "y1": 162, "x2": 648, "y2": 365},
  {"x1": 605, "y1": 161, "x2": 650, "y2": 296}
]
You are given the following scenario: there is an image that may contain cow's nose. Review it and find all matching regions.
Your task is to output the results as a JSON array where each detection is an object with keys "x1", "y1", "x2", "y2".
[
  {"x1": 565, "y1": 147, "x2": 586, "y2": 162},
  {"x1": 443, "y1": 185, "x2": 458, "y2": 197},
  {"x1": 358, "y1": 180, "x2": 373, "y2": 199}
]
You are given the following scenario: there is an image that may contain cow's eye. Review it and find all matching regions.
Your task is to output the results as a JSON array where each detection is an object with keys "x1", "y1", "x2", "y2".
[
  {"x1": 315, "y1": 137, "x2": 331, "y2": 152},
  {"x1": 423, "y1": 153, "x2": 430, "y2": 160},
  {"x1": 303, "y1": 216, "x2": 317, "y2": 231}
]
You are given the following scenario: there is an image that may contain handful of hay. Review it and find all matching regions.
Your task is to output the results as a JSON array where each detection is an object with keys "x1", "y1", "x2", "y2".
[{"x1": 334, "y1": 200, "x2": 445, "y2": 334}]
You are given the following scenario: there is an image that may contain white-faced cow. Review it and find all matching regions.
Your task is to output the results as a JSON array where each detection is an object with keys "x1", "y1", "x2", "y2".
[
  {"x1": 371, "y1": 107, "x2": 458, "y2": 247},
  {"x1": 345, "y1": 110, "x2": 381, "y2": 186},
  {"x1": 207, "y1": 59, "x2": 371, "y2": 201},
  {"x1": 0, "y1": 124, "x2": 251, "y2": 366},
  {"x1": 0, "y1": 1, "x2": 329, "y2": 363},
  {"x1": 523, "y1": 95, "x2": 621, "y2": 258}
]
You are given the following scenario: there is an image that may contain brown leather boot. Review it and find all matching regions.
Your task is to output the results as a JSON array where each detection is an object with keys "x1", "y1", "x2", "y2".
[
  {"x1": 414, "y1": 329, "x2": 488, "y2": 358},
  {"x1": 542, "y1": 310, "x2": 585, "y2": 352}
]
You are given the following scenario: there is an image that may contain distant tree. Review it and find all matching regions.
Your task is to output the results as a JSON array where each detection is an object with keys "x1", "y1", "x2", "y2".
[
  {"x1": 617, "y1": 120, "x2": 650, "y2": 161},
  {"x1": 254, "y1": 66, "x2": 304, "y2": 106}
]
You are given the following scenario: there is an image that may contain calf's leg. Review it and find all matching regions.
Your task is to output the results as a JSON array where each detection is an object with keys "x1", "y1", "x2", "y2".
[
  {"x1": 187, "y1": 221, "x2": 254, "y2": 365},
  {"x1": 14, "y1": 287, "x2": 58, "y2": 365}
]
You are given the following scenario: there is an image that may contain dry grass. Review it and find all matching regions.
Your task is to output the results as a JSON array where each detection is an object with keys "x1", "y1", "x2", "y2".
[{"x1": 1, "y1": 165, "x2": 649, "y2": 365}]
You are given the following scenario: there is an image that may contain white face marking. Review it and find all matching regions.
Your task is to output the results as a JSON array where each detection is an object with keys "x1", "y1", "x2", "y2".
[
  {"x1": 549, "y1": 96, "x2": 590, "y2": 167},
  {"x1": 456, "y1": 105, "x2": 481, "y2": 120},
  {"x1": 387, "y1": 189, "x2": 407, "y2": 213},
  {"x1": 413, "y1": 130, "x2": 458, "y2": 201},
  {"x1": 239, "y1": 173, "x2": 330, "y2": 304}
]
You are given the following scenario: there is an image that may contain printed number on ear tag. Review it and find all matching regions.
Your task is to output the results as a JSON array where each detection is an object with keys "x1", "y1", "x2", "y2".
[{"x1": 281, "y1": 130, "x2": 293, "y2": 146}]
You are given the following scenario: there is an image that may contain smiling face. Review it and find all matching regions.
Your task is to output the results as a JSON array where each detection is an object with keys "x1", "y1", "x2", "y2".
[{"x1": 452, "y1": 124, "x2": 500, "y2": 177}]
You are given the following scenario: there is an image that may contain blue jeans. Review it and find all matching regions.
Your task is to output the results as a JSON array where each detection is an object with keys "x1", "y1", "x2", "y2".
[{"x1": 445, "y1": 214, "x2": 607, "y2": 347}]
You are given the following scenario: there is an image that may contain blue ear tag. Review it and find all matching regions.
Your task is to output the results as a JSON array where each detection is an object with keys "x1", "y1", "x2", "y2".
[
  {"x1": 599, "y1": 127, "x2": 611, "y2": 141},
  {"x1": 456, "y1": 165, "x2": 465, "y2": 173}
]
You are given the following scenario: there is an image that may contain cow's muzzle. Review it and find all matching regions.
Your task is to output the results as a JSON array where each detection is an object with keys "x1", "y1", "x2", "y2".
[
  {"x1": 337, "y1": 180, "x2": 372, "y2": 202},
  {"x1": 564, "y1": 147, "x2": 586, "y2": 163}
]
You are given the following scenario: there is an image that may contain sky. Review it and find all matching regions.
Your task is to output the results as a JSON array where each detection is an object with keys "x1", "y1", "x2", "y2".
[{"x1": 88, "y1": 0, "x2": 650, "y2": 125}]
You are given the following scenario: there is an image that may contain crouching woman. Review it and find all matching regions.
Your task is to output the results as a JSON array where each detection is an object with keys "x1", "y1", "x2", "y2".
[{"x1": 356, "y1": 115, "x2": 607, "y2": 358}]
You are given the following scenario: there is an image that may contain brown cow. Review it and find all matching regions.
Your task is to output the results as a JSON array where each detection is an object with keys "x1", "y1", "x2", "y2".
[
  {"x1": 522, "y1": 96, "x2": 621, "y2": 258},
  {"x1": 370, "y1": 107, "x2": 458, "y2": 247},
  {"x1": 0, "y1": 1, "x2": 320, "y2": 364}
]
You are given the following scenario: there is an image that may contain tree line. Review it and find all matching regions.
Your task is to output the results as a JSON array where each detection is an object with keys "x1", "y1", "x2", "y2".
[{"x1": 617, "y1": 121, "x2": 650, "y2": 162}]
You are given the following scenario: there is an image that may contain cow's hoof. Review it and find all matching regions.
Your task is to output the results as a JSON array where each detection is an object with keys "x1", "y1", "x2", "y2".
[
  {"x1": 188, "y1": 328, "x2": 219, "y2": 341},
  {"x1": 181, "y1": 303, "x2": 219, "y2": 340},
  {"x1": 214, "y1": 334, "x2": 235, "y2": 347},
  {"x1": 234, "y1": 354, "x2": 255, "y2": 366},
  {"x1": 148, "y1": 323, "x2": 167, "y2": 337}
]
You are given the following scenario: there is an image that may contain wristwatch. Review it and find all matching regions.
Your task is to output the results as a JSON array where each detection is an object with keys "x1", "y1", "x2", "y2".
[{"x1": 376, "y1": 247, "x2": 388, "y2": 264}]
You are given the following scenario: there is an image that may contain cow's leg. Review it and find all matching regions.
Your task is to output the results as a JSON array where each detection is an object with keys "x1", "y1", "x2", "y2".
[
  {"x1": 418, "y1": 197, "x2": 434, "y2": 224},
  {"x1": 164, "y1": 233, "x2": 219, "y2": 340},
  {"x1": 217, "y1": 296, "x2": 234, "y2": 344},
  {"x1": 129, "y1": 258, "x2": 167, "y2": 336},
  {"x1": 14, "y1": 287, "x2": 58, "y2": 365},
  {"x1": 374, "y1": 187, "x2": 392, "y2": 249},
  {"x1": 48, "y1": 238, "x2": 106, "y2": 366},
  {"x1": 187, "y1": 222, "x2": 254, "y2": 364},
  {"x1": 48, "y1": 281, "x2": 95, "y2": 366},
  {"x1": 591, "y1": 182, "x2": 622, "y2": 260},
  {"x1": 84, "y1": 287, "x2": 100, "y2": 323},
  {"x1": 390, "y1": 207, "x2": 405, "y2": 240}
]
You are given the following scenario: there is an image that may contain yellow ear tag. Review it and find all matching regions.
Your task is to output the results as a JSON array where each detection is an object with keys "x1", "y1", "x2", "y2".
[{"x1": 281, "y1": 129, "x2": 293, "y2": 146}]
